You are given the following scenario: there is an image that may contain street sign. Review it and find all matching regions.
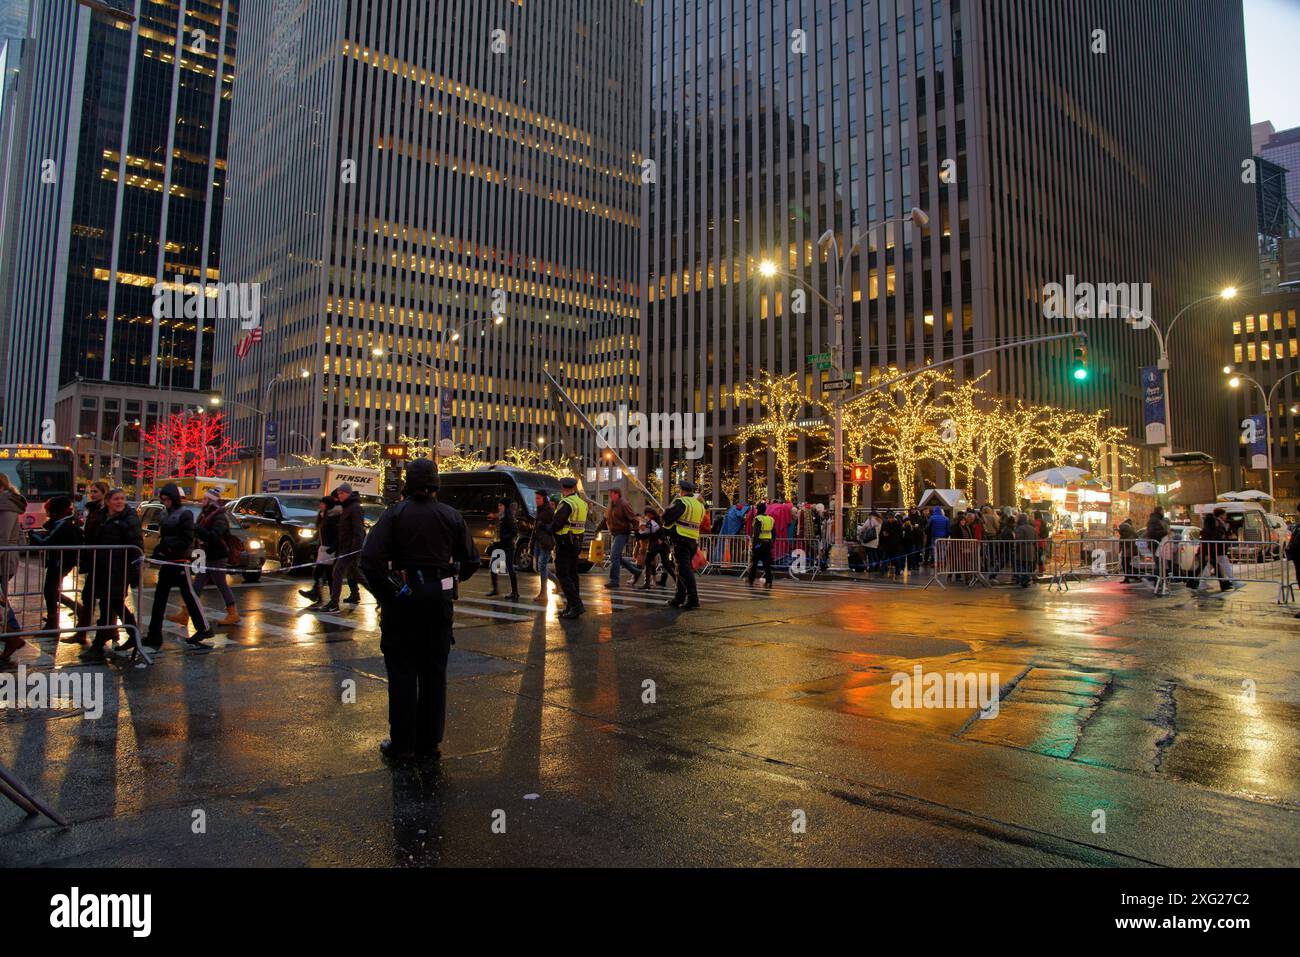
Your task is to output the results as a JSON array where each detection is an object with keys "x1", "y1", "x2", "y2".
[
  {"x1": 823, "y1": 379, "x2": 852, "y2": 391},
  {"x1": 807, "y1": 352, "x2": 832, "y2": 371},
  {"x1": 851, "y1": 464, "x2": 872, "y2": 484}
]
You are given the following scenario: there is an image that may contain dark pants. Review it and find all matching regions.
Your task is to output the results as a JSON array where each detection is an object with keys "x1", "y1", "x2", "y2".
[
  {"x1": 331, "y1": 554, "x2": 361, "y2": 601},
  {"x1": 380, "y1": 596, "x2": 454, "y2": 754},
  {"x1": 147, "y1": 565, "x2": 207, "y2": 642},
  {"x1": 555, "y1": 537, "x2": 584, "y2": 611},
  {"x1": 747, "y1": 540, "x2": 774, "y2": 585},
  {"x1": 489, "y1": 536, "x2": 518, "y2": 594},
  {"x1": 673, "y1": 537, "x2": 699, "y2": 605},
  {"x1": 94, "y1": 587, "x2": 135, "y2": 648},
  {"x1": 42, "y1": 567, "x2": 75, "y2": 625}
]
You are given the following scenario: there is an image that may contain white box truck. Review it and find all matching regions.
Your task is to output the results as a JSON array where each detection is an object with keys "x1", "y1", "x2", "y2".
[{"x1": 262, "y1": 465, "x2": 382, "y2": 499}]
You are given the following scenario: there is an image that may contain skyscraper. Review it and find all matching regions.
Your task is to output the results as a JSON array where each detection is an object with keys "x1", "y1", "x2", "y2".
[
  {"x1": 0, "y1": 0, "x2": 240, "y2": 452},
  {"x1": 641, "y1": 0, "x2": 1257, "y2": 503},
  {"x1": 216, "y1": 0, "x2": 641, "y2": 486}
]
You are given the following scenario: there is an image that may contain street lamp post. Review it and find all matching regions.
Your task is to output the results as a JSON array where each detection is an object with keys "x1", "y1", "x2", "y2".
[
  {"x1": 757, "y1": 208, "x2": 929, "y2": 567},
  {"x1": 109, "y1": 418, "x2": 140, "y2": 489},
  {"x1": 1123, "y1": 289, "x2": 1237, "y2": 457},
  {"x1": 1225, "y1": 368, "x2": 1299, "y2": 504},
  {"x1": 211, "y1": 368, "x2": 309, "y2": 493}
]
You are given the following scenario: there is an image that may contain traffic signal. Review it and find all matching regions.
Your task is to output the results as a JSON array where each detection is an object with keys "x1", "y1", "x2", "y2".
[{"x1": 1071, "y1": 345, "x2": 1089, "y2": 382}]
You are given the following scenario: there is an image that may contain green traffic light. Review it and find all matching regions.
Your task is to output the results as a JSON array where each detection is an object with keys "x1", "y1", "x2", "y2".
[{"x1": 1072, "y1": 366, "x2": 1089, "y2": 381}]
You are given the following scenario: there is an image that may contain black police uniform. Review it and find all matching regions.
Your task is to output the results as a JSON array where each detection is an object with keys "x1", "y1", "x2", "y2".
[
  {"x1": 360, "y1": 463, "x2": 478, "y2": 758},
  {"x1": 549, "y1": 489, "x2": 586, "y2": 616}
]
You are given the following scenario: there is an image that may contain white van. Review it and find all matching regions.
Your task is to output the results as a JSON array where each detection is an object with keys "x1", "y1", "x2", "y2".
[{"x1": 1192, "y1": 502, "x2": 1286, "y2": 560}]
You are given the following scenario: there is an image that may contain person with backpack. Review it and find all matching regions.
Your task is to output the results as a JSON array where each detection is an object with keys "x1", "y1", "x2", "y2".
[{"x1": 173, "y1": 490, "x2": 241, "y2": 627}]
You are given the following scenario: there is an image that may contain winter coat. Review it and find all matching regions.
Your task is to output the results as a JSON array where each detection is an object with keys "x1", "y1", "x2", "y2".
[
  {"x1": 79, "y1": 500, "x2": 106, "y2": 573},
  {"x1": 1145, "y1": 513, "x2": 1170, "y2": 542},
  {"x1": 336, "y1": 491, "x2": 366, "y2": 554},
  {"x1": 603, "y1": 498, "x2": 637, "y2": 535},
  {"x1": 90, "y1": 507, "x2": 143, "y2": 596},
  {"x1": 33, "y1": 514, "x2": 83, "y2": 576},
  {"x1": 926, "y1": 507, "x2": 950, "y2": 542},
  {"x1": 194, "y1": 504, "x2": 231, "y2": 562},
  {"x1": 494, "y1": 503, "x2": 519, "y2": 543},
  {"x1": 154, "y1": 485, "x2": 196, "y2": 561},
  {"x1": 1014, "y1": 520, "x2": 1038, "y2": 567},
  {"x1": 0, "y1": 488, "x2": 27, "y2": 582},
  {"x1": 533, "y1": 502, "x2": 556, "y2": 551},
  {"x1": 1287, "y1": 524, "x2": 1300, "y2": 562},
  {"x1": 1117, "y1": 520, "x2": 1137, "y2": 541},
  {"x1": 319, "y1": 505, "x2": 342, "y2": 550}
]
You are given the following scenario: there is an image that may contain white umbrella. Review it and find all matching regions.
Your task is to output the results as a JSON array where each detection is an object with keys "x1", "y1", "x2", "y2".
[
  {"x1": 1025, "y1": 466, "x2": 1092, "y2": 487},
  {"x1": 1234, "y1": 489, "x2": 1273, "y2": 501},
  {"x1": 1126, "y1": 481, "x2": 1158, "y2": 496}
]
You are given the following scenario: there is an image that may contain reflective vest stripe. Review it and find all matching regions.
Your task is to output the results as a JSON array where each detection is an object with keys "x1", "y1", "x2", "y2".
[{"x1": 560, "y1": 495, "x2": 587, "y2": 536}]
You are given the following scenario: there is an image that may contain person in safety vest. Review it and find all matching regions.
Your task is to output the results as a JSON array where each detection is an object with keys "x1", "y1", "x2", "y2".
[
  {"x1": 661, "y1": 479, "x2": 703, "y2": 609},
  {"x1": 747, "y1": 502, "x2": 775, "y2": 588},
  {"x1": 548, "y1": 476, "x2": 589, "y2": 619}
]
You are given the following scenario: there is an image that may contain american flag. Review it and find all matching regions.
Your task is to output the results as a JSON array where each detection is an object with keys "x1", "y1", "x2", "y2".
[{"x1": 236, "y1": 326, "x2": 263, "y2": 359}]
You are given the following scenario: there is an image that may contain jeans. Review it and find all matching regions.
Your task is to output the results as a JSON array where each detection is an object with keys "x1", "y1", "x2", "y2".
[
  {"x1": 535, "y1": 548, "x2": 555, "y2": 587},
  {"x1": 609, "y1": 532, "x2": 639, "y2": 583}
]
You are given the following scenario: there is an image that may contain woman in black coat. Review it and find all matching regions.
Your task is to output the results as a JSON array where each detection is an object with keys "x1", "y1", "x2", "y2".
[{"x1": 84, "y1": 488, "x2": 143, "y2": 659}]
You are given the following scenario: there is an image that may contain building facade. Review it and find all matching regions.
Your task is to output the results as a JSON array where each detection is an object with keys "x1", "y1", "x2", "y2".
[
  {"x1": 640, "y1": 0, "x2": 1257, "y2": 505},
  {"x1": 0, "y1": 0, "x2": 239, "y2": 444},
  {"x1": 215, "y1": 0, "x2": 641, "y2": 490},
  {"x1": 1229, "y1": 288, "x2": 1300, "y2": 513}
]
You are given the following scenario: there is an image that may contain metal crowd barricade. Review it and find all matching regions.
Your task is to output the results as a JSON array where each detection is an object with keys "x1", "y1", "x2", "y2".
[
  {"x1": 699, "y1": 534, "x2": 752, "y2": 575},
  {"x1": 925, "y1": 538, "x2": 988, "y2": 588},
  {"x1": 1154, "y1": 536, "x2": 1290, "y2": 602},
  {"x1": 1, "y1": 543, "x2": 151, "y2": 665},
  {"x1": 1042, "y1": 537, "x2": 1151, "y2": 591}
]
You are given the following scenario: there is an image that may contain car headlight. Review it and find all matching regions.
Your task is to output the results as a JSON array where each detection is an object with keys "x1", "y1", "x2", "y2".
[
  {"x1": 297, "y1": 528, "x2": 316, "y2": 539},
  {"x1": 247, "y1": 539, "x2": 262, "y2": 550}
]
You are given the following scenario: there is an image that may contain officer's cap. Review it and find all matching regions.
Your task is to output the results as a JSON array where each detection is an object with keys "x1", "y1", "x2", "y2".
[
  {"x1": 679, "y1": 479, "x2": 696, "y2": 493},
  {"x1": 560, "y1": 476, "x2": 577, "y2": 489}
]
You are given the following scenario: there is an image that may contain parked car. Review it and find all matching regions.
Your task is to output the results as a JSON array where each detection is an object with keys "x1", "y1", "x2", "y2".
[
  {"x1": 1131, "y1": 523, "x2": 1200, "y2": 577},
  {"x1": 137, "y1": 502, "x2": 267, "y2": 582},
  {"x1": 435, "y1": 466, "x2": 602, "y2": 572}
]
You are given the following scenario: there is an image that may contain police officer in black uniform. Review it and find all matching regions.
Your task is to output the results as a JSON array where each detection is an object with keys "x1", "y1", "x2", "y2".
[
  {"x1": 360, "y1": 459, "x2": 478, "y2": 763},
  {"x1": 549, "y1": 476, "x2": 588, "y2": 619},
  {"x1": 661, "y1": 479, "x2": 703, "y2": 610}
]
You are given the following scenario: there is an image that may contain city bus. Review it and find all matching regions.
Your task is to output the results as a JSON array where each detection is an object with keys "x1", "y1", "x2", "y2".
[{"x1": 0, "y1": 444, "x2": 78, "y2": 530}]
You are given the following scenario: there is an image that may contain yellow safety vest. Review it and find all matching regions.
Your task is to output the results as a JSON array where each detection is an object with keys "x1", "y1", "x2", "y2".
[
  {"x1": 667, "y1": 495, "x2": 704, "y2": 540},
  {"x1": 755, "y1": 514, "x2": 775, "y2": 540},
  {"x1": 560, "y1": 494, "x2": 588, "y2": 537}
]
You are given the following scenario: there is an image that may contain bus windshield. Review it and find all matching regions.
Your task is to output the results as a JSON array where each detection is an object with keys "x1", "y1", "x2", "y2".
[{"x1": 0, "y1": 447, "x2": 76, "y2": 502}]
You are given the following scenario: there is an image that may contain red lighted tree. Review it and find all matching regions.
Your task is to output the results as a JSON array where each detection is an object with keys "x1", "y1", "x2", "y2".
[{"x1": 136, "y1": 412, "x2": 239, "y2": 487}]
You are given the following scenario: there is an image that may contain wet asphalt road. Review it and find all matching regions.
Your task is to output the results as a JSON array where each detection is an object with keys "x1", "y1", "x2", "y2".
[{"x1": 2, "y1": 564, "x2": 1298, "y2": 867}]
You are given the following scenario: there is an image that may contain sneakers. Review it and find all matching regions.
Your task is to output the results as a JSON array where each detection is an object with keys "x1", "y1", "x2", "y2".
[
  {"x1": 344, "y1": 592, "x2": 361, "y2": 605},
  {"x1": 186, "y1": 629, "x2": 214, "y2": 647},
  {"x1": 319, "y1": 602, "x2": 341, "y2": 613},
  {"x1": 298, "y1": 587, "x2": 321, "y2": 602},
  {"x1": 681, "y1": 601, "x2": 701, "y2": 610},
  {"x1": 603, "y1": 581, "x2": 618, "y2": 589}
]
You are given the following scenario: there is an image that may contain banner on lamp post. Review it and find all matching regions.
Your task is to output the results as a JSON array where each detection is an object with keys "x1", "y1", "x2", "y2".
[
  {"x1": 1246, "y1": 413, "x2": 1268, "y2": 470},
  {"x1": 1141, "y1": 366, "x2": 1166, "y2": 446},
  {"x1": 263, "y1": 419, "x2": 279, "y2": 469}
]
